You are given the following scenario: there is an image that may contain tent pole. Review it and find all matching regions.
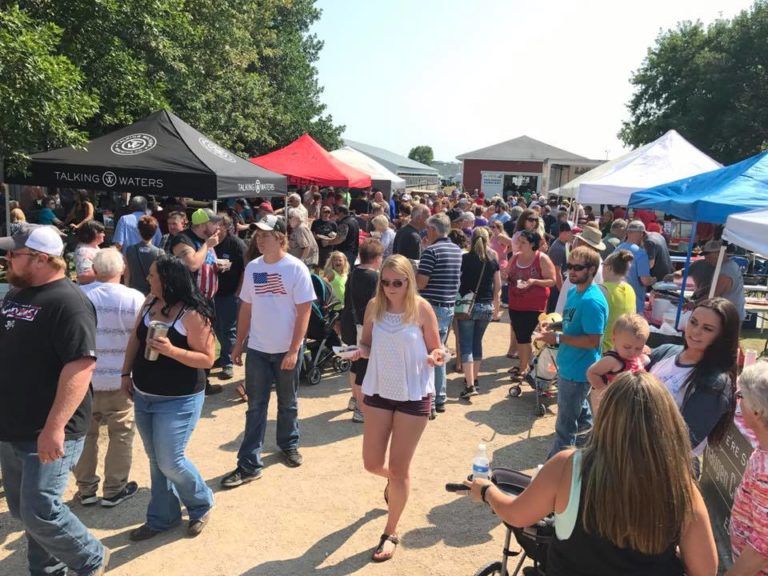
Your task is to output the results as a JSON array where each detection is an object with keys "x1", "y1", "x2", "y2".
[
  {"x1": 708, "y1": 245, "x2": 726, "y2": 299},
  {"x1": 675, "y1": 222, "x2": 697, "y2": 330}
]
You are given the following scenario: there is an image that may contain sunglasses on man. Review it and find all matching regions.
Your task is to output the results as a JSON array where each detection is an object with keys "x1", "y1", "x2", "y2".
[{"x1": 566, "y1": 263, "x2": 590, "y2": 271}]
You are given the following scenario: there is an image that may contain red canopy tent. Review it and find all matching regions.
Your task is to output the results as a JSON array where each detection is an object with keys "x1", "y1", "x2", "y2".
[{"x1": 249, "y1": 134, "x2": 372, "y2": 188}]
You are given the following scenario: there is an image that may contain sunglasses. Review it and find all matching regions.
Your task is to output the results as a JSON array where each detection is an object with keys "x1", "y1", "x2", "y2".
[
  {"x1": 380, "y1": 278, "x2": 407, "y2": 288},
  {"x1": 566, "y1": 263, "x2": 589, "y2": 271},
  {"x1": 526, "y1": 217, "x2": 538, "y2": 222}
]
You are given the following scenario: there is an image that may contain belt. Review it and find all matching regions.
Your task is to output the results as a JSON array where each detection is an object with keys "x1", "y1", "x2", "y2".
[{"x1": 428, "y1": 301, "x2": 454, "y2": 308}]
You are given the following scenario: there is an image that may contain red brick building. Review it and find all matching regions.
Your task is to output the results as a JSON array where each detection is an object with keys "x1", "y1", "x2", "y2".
[{"x1": 457, "y1": 136, "x2": 601, "y2": 197}]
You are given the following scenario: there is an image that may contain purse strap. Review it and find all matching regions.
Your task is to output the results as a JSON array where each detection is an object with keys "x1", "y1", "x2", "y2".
[{"x1": 470, "y1": 257, "x2": 487, "y2": 299}]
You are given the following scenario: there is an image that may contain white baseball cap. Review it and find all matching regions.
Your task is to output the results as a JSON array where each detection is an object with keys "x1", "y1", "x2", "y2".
[{"x1": 25, "y1": 226, "x2": 64, "y2": 256}]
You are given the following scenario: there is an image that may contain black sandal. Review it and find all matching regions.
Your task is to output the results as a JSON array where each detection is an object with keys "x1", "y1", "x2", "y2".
[{"x1": 372, "y1": 533, "x2": 399, "y2": 562}]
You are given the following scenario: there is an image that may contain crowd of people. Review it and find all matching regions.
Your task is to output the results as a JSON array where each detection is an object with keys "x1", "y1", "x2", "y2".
[{"x1": 0, "y1": 183, "x2": 765, "y2": 575}]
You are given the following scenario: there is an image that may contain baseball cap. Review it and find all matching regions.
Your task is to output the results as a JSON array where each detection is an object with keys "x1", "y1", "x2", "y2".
[
  {"x1": 447, "y1": 208, "x2": 464, "y2": 222},
  {"x1": 626, "y1": 220, "x2": 646, "y2": 233},
  {"x1": 235, "y1": 197, "x2": 248, "y2": 207},
  {"x1": 0, "y1": 223, "x2": 63, "y2": 255},
  {"x1": 27, "y1": 226, "x2": 65, "y2": 256},
  {"x1": 190, "y1": 208, "x2": 222, "y2": 226},
  {"x1": 258, "y1": 202, "x2": 274, "y2": 213},
  {"x1": 254, "y1": 217, "x2": 286, "y2": 234},
  {"x1": 702, "y1": 240, "x2": 723, "y2": 254}
]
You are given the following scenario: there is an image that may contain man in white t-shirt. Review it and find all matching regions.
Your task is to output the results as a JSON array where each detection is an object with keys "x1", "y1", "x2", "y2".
[
  {"x1": 76, "y1": 248, "x2": 145, "y2": 507},
  {"x1": 221, "y1": 217, "x2": 314, "y2": 488}
]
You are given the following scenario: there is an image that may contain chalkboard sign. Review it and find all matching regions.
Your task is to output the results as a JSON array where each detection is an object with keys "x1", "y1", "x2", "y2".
[{"x1": 700, "y1": 419, "x2": 755, "y2": 571}]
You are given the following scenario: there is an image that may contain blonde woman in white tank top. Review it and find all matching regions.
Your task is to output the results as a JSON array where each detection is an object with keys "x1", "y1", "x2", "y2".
[{"x1": 349, "y1": 254, "x2": 445, "y2": 562}]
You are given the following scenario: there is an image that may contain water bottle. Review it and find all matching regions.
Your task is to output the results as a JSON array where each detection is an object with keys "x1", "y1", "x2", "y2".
[{"x1": 472, "y1": 444, "x2": 490, "y2": 480}]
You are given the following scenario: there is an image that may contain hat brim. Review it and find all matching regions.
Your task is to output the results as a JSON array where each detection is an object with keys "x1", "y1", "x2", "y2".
[
  {"x1": 0, "y1": 235, "x2": 26, "y2": 252},
  {"x1": 254, "y1": 221, "x2": 285, "y2": 233},
  {"x1": 575, "y1": 234, "x2": 606, "y2": 251}
]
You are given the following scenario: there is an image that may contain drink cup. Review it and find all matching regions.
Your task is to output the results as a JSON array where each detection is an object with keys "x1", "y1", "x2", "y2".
[
  {"x1": 216, "y1": 258, "x2": 231, "y2": 272},
  {"x1": 145, "y1": 321, "x2": 170, "y2": 361}
]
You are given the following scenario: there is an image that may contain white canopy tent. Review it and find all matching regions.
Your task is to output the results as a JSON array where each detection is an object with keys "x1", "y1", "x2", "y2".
[
  {"x1": 559, "y1": 130, "x2": 720, "y2": 205},
  {"x1": 723, "y1": 208, "x2": 768, "y2": 258},
  {"x1": 330, "y1": 146, "x2": 406, "y2": 196}
]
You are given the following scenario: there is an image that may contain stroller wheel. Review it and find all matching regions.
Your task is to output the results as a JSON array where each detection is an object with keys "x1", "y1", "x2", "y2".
[
  {"x1": 474, "y1": 561, "x2": 503, "y2": 576},
  {"x1": 508, "y1": 385, "x2": 522, "y2": 398},
  {"x1": 535, "y1": 404, "x2": 547, "y2": 417},
  {"x1": 307, "y1": 367, "x2": 322, "y2": 386},
  {"x1": 333, "y1": 357, "x2": 351, "y2": 373}
]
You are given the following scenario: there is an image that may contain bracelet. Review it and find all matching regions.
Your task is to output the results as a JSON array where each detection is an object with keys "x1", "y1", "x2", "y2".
[{"x1": 481, "y1": 484, "x2": 492, "y2": 504}]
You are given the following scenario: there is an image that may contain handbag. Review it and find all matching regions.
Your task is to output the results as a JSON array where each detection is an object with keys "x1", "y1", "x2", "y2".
[{"x1": 454, "y1": 259, "x2": 487, "y2": 321}]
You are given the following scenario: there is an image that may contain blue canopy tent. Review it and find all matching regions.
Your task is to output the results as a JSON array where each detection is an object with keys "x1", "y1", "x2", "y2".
[{"x1": 629, "y1": 149, "x2": 768, "y2": 327}]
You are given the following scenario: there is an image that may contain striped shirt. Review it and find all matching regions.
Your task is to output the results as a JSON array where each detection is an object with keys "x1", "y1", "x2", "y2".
[{"x1": 418, "y1": 237, "x2": 462, "y2": 304}]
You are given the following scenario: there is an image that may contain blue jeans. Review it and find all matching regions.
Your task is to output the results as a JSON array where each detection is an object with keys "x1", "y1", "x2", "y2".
[
  {"x1": 237, "y1": 348, "x2": 301, "y2": 473},
  {"x1": 431, "y1": 304, "x2": 454, "y2": 408},
  {"x1": 548, "y1": 376, "x2": 593, "y2": 459},
  {"x1": 133, "y1": 390, "x2": 213, "y2": 531},
  {"x1": 214, "y1": 294, "x2": 238, "y2": 367},
  {"x1": 0, "y1": 438, "x2": 106, "y2": 576},
  {"x1": 457, "y1": 303, "x2": 493, "y2": 363}
]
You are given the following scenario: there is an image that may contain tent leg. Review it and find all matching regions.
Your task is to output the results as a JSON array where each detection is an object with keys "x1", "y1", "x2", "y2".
[
  {"x1": 708, "y1": 246, "x2": 727, "y2": 299},
  {"x1": 675, "y1": 222, "x2": 697, "y2": 331}
]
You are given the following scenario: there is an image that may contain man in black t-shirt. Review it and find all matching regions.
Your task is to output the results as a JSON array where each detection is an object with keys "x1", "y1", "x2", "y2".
[
  {"x1": 323, "y1": 205, "x2": 360, "y2": 266},
  {"x1": 311, "y1": 206, "x2": 338, "y2": 268},
  {"x1": 0, "y1": 225, "x2": 109, "y2": 575},
  {"x1": 213, "y1": 215, "x2": 247, "y2": 380},
  {"x1": 393, "y1": 203, "x2": 430, "y2": 261}
]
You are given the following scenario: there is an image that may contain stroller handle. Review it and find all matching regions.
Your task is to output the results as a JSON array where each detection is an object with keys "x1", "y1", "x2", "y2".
[{"x1": 445, "y1": 482, "x2": 470, "y2": 492}]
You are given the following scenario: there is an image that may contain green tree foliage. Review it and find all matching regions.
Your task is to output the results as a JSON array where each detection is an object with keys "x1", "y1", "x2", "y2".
[
  {"x1": 0, "y1": 5, "x2": 98, "y2": 173},
  {"x1": 3, "y1": 0, "x2": 343, "y2": 173},
  {"x1": 408, "y1": 145, "x2": 434, "y2": 166},
  {"x1": 620, "y1": 1, "x2": 768, "y2": 164}
]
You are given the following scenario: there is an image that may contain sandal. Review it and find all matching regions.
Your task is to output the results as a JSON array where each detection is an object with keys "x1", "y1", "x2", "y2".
[
  {"x1": 506, "y1": 352, "x2": 519, "y2": 359},
  {"x1": 510, "y1": 372, "x2": 528, "y2": 383},
  {"x1": 507, "y1": 366, "x2": 521, "y2": 376},
  {"x1": 372, "y1": 533, "x2": 399, "y2": 562},
  {"x1": 235, "y1": 384, "x2": 248, "y2": 403},
  {"x1": 384, "y1": 480, "x2": 389, "y2": 505}
]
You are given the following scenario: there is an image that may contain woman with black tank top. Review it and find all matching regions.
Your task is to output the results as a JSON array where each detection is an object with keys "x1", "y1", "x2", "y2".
[
  {"x1": 121, "y1": 255, "x2": 216, "y2": 541},
  {"x1": 464, "y1": 372, "x2": 717, "y2": 576}
]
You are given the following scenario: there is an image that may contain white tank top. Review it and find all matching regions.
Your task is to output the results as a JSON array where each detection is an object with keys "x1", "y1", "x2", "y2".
[{"x1": 362, "y1": 311, "x2": 435, "y2": 401}]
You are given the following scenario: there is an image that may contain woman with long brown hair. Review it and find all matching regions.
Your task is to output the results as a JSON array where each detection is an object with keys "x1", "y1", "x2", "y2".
[
  {"x1": 648, "y1": 297, "x2": 739, "y2": 463},
  {"x1": 465, "y1": 371, "x2": 717, "y2": 575},
  {"x1": 349, "y1": 254, "x2": 445, "y2": 562}
]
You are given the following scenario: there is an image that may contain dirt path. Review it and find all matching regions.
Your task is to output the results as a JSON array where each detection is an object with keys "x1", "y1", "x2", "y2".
[{"x1": 0, "y1": 319, "x2": 554, "y2": 575}]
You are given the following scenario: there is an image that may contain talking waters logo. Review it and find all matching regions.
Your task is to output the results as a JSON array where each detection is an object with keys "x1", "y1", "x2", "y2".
[{"x1": 111, "y1": 133, "x2": 157, "y2": 156}]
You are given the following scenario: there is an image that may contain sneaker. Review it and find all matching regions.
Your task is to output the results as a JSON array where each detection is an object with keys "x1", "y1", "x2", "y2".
[
  {"x1": 220, "y1": 467, "x2": 262, "y2": 489},
  {"x1": 89, "y1": 546, "x2": 110, "y2": 576},
  {"x1": 347, "y1": 396, "x2": 357, "y2": 411},
  {"x1": 129, "y1": 524, "x2": 162, "y2": 542},
  {"x1": 212, "y1": 358, "x2": 224, "y2": 369},
  {"x1": 429, "y1": 408, "x2": 437, "y2": 421},
  {"x1": 282, "y1": 448, "x2": 303, "y2": 468},
  {"x1": 435, "y1": 404, "x2": 446, "y2": 413},
  {"x1": 78, "y1": 492, "x2": 100, "y2": 506},
  {"x1": 352, "y1": 407, "x2": 364, "y2": 423},
  {"x1": 205, "y1": 383, "x2": 223, "y2": 395},
  {"x1": 474, "y1": 379, "x2": 480, "y2": 391},
  {"x1": 459, "y1": 385, "x2": 478, "y2": 400},
  {"x1": 101, "y1": 481, "x2": 138, "y2": 508},
  {"x1": 187, "y1": 510, "x2": 211, "y2": 538},
  {"x1": 219, "y1": 366, "x2": 234, "y2": 380}
]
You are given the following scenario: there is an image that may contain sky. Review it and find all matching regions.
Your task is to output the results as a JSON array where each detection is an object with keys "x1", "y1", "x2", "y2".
[{"x1": 311, "y1": 0, "x2": 755, "y2": 163}]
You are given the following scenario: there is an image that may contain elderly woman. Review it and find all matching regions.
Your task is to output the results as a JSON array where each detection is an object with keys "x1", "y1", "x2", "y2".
[
  {"x1": 287, "y1": 208, "x2": 319, "y2": 268},
  {"x1": 465, "y1": 371, "x2": 717, "y2": 576},
  {"x1": 370, "y1": 214, "x2": 395, "y2": 257},
  {"x1": 729, "y1": 362, "x2": 768, "y2": 576}
]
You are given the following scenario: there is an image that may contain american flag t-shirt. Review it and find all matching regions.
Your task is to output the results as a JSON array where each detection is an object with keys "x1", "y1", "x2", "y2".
[{"x1": 253, "y1": 272, "x2": 287, "y2": 295}]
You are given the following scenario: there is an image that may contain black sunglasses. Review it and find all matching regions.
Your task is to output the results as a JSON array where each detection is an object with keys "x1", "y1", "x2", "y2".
[
  {"x1": 380, "y1": 278, "x2": 406, "y2": 288},
  {"x1": 566, "y1": 263, "x2": 589, "y2": 271},
  {"x1": 526, "y1": 217, "x2": 538, "y2": 222}
]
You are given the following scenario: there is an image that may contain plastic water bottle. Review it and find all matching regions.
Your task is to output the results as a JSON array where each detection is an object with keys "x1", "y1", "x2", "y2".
[{"x1": 472, "y1": 444, "x2": 490, "y2": 480}]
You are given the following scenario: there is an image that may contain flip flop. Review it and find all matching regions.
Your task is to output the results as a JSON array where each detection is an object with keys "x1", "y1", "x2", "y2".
[
  {"x1": 506, "y1": 352, "x2": 519, "y2": 359},
  {"x1": 235, "y1": 384, "x2": 248, "y2": 402},
  {"x1": 372, "y1": 533, "x2": 399, "y2": 562},
  {"x1": 507, "y1": 366, "x2": 521, "y2": 376}
]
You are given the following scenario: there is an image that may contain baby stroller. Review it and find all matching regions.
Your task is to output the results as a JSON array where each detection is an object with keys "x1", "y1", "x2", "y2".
[
  {"x1": 447, "y1": 468, "x2": 555, "y2": 576},
  {"x1": 509, "y1": 314, "x2": 560, "y2": 417},
  {"x1": 302, "y1": 273, "x2": 350, "y2": 385}
]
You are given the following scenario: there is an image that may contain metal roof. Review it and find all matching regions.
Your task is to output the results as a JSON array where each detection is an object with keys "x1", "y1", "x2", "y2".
[
  {"x1": 456, "y1": 135, "x2": 588, "y2": 162},
  {"x1": 344, "y1": 139, "x2": 440, "y2": 176}
]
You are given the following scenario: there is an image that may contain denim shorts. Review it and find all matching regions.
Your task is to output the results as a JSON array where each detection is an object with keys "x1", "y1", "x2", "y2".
[{"x1": 363, "y1": 394, "x2": 432, "y2": 417}]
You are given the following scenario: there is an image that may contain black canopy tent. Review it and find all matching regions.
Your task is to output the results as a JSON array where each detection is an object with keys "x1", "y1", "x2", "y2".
[{"x1": 6, "y1": 110, "x2": 287, "y2": 200}]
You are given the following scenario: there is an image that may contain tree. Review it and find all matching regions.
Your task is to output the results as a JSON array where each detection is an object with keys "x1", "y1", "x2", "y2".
[
  {"x1": 408, "y1": 145, "x2": 434, "y2": 166},
  {"x1": 0, "y1": 6, "x2": 98, "y2": 174},
  {"x1": 6, "y1": 0, "x2": 343, "y2": 171},
  {"x1": 620, "y1": 2, "x2": 768, "y2": 164}
]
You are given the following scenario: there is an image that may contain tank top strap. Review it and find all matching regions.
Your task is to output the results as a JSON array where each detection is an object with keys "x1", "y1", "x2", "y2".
[{"x1": 555, "y1": 450, "x2": 583, "y2": 541}]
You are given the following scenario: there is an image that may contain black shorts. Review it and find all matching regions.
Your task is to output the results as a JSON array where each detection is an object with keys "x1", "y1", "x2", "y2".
[
  {"x1": 352, "y1": 358, "x2": 368, "y2": 385},
  {"x1": 509, "y1": 310, "x2": 540, "y2": 344},
  {"x1": 363, "y1": 394, "x2": 432, "y2": 418}
]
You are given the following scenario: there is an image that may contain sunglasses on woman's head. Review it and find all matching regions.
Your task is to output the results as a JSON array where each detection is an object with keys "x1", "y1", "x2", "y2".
[
  {"x1": 380, "y1": 278, "x2": 406, "y2": 288},
  {"x1": 566, "y1": 263, "x2": 588, "y2": 271}
]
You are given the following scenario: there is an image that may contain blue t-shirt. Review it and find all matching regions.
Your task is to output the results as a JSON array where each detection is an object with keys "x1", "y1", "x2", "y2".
[
  {"x1": 616, "y1": 242, "x2": 651, "y2": 313},
  {"x1": 37, "y1": 207, "x2": 57, "y2": 225},
  {"x1": 558, "y1": 284, "x2": 608, "y2": 382}
]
